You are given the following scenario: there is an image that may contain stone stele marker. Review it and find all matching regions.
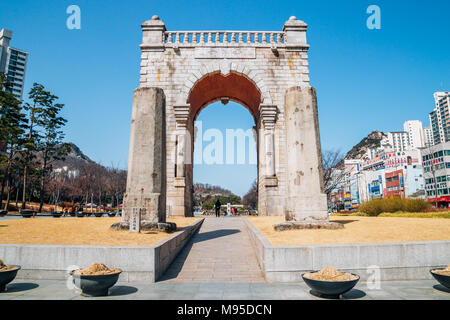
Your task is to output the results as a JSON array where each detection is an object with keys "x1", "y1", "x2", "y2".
[
  {"x1": 129, "y1": 208, "x2": 141, "y2": 233},
  {"x1": 110, "y1": 88, "x2": 176, "y2": 233}
]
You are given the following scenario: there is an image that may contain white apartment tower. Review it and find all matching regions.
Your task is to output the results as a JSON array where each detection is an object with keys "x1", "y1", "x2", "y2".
[
  {"x1": 0, "y1": 28, "x2": 28, "y2": 100},
  {"x1": 387, "y1": 131, "x2": 409, "y2": 152},
  {"x1": 423, "y1": 126, "x2": 434, "y2": 147},
  {"x1": 430, "y1": 92, "x2": 450, "y2": 145},
  {"x1": 403, "y1": 120, "x2": 425, "y2": 149}
]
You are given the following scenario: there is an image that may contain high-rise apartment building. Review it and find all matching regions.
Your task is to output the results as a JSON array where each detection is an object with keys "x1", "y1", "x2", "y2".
[
  {"x1": 0, "y1": 28, "x2": 28, "y2": 100},
  {"x1": 387, "y1": 131, "x2": 409, "y2": 152},
  {"x1": 424, "y1": 126, "x2": 434, "y2": 147},
  {"x1": 429, "y1": 92, "x2": 450, "y2": 145},
  {"x1": 403, "y1": 120, "x2": 425, "y2": 149}
]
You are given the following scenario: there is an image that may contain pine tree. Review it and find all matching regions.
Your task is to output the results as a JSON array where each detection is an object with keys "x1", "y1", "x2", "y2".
[
  {"x1": 34, "y1": 88, "x2": 70, "y2": 212},
  {"x1": 21, "y1": 83, "x2": 70, "y2": 211},
  {"x1": 21, "y1": 83, "x2": 45, "y2": 209},
  {"x1": 0, "y1": 73, "x2": 27, "y2": 210}
]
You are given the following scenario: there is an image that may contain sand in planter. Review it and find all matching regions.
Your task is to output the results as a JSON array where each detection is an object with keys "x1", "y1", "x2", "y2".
[
  {"x1": 0, "y1": 217, "x2": 199, "y2": 246},
  {"x1": 72, "y1": 263, "x2": 120, "y2": 276},
  {"x1": 303, "y1": 266, "x2": 358, "y2": 281},
  {"x1": 432, "y1": 264, "x2": 450, "y2": 276},
  {"x1": 246, "y1": 216, "x2": 450, "y2": 245},
  {"x1": 0, "y1": 259, "x2": 18, "y2": 272}
]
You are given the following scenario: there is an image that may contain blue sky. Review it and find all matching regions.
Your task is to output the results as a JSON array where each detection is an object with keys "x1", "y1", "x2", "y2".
[{"x1": 1, "y1": 0, "x2": 449, "y2": 196}]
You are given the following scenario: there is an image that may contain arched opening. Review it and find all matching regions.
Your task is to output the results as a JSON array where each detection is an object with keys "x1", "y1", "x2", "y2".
[
  {"x1": 186, "y1": 72, "x2": 262, "y2": 215},
  {"x1": 188, "y1": 71, "x2": 262, "y2": 122}
]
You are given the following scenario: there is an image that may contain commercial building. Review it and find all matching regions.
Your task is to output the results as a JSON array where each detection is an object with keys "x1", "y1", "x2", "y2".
[
  {"x1": 421, "y1": 141, "x2": 450, "y2": 207},
  {"x1": 0, "y1": 28, "x2": 28, "y2": 100},
  {"x1": 384, "y1": 166, "x2": 425, "y2": 199},
  {"x1": 341, "y1": 149, "x2": 425, "y2": 205}
]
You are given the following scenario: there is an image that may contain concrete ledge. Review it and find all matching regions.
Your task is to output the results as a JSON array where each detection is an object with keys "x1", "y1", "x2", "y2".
[
  {"x1": 0, "y1": 218, "x2": 204, "y2": 283},
  {"x1": 243, "y1": 218, "x2": 450, "y2": 282}
]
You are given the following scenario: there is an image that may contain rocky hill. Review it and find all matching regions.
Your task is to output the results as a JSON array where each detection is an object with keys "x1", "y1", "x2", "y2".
[
  {"x1": 344, "y1": 130, "x2": 387, "y2": 160},
  {"x1": 53, "y1": 142, "x2": 95, "y2": 169}
]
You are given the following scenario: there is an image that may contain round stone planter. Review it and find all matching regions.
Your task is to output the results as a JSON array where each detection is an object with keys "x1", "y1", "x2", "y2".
[
  {"x1": 0, "y1": 266, "x2": 21, "y2": 292},
  {"x1": 0, "y1": 211, "x2": 7, "y2": 217},
  {"x1": 70, "y1": 270, "x2": 121, "y2": 297},
  {"x1": 51, "y1": 211, "x2": 64, "y2": 218},
  {"x1": 430, "y1": 269, "x2": 450, "y2": 289},
  {"x1": 20, "y1": 210, "x2": 35, "y2": 218},
  {"x1": 302, "y1": 272, "x2": 360, "y2": 299}
]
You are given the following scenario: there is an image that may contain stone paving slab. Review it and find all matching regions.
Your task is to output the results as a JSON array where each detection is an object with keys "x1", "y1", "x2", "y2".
[
  {"x1": 158, "y1": 217, "x2": 265, "y2": 283},
  {"x1": 1, "y1": 279, "x2": 449, "y2": 300}
]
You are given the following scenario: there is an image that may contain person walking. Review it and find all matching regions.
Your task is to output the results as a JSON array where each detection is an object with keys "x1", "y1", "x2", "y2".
[{"x1": 215, "y1": 199, "x2": 221, "y2": 218}]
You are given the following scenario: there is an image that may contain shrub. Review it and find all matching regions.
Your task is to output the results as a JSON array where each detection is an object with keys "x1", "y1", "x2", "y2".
[
  {"x1": 403, "y1": 199, "x2": 431, "y2": 212},
  {"x1": 358, "y1": 197, "x2": 431, "y2": 216},
  {"x1": 358, "y1": 199, "x2": 384, "y2": 216},
  {"x1": 381, "y1": 197, "x2": 403, "y2": 213}
]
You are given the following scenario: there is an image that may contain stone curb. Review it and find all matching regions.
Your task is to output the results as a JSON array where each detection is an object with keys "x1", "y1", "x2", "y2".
[
  {"x1": 243, "y1": 217, "x2": 450, "y2": 282},
  {"x1": 0, "y1": 218, "x2": 204, "y2": 283}
]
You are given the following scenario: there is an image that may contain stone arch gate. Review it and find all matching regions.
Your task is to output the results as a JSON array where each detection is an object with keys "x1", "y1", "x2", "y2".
[{"x1": 121, "y1": 15, "x2": 337, "y2": 229}]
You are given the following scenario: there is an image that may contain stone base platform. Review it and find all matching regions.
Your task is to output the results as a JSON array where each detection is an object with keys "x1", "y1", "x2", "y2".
[
  {"x1": 110, "y1": 221, "x2": 177, "y2": 233},
  {"x1": 244, "y1": 218, "x2": 450, "y2": 282},
  {"x1": 273, "y1": 221, "x2": 344, "y2": 231},
  {"x1": 0, "y1": 219, "x2": 204, "y2": 283}
]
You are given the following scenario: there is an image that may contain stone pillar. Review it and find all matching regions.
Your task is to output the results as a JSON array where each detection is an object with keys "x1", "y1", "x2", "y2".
[
  {"x1": 275, "y1": 86, "x2": 342, "y2": 230},
  {"x1": 112, "y1": 87, "x2": 175, "y2": 233},
  {"x1": 169, "y1": 104, "x2": 193, "y2": 217},
  {"x1": 260, "y1": 104, "x2": 278, "y2": 187},
  {"x1": 173, "y1": 104, "x2": 190, "y2": 186}
]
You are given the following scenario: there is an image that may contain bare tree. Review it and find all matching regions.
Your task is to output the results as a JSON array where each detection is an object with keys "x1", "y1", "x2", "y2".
[
  {"x1": 48, "y1": 170, "x2": 71, "y2": 211},
  {"x1": 322, "y1": 149, "x2": 347, "y2": 197},
  {"x1": 242, "y1": 179, "x2": 258, "y2": 209}
]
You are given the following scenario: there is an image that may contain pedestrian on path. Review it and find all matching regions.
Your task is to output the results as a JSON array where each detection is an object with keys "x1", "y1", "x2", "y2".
[{"x1": 215, "y1": 199, "x2": 221, "y2": 217}]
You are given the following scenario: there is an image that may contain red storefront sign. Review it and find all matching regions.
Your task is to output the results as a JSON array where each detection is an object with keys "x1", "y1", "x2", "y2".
[{"x1": 428, "y1": 196, "x2": 450, "y2": 202}]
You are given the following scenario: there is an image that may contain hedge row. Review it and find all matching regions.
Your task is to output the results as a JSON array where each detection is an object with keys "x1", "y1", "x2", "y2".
[{"x1": 358, "y1": 197, "x2": 431, "y2": 216}]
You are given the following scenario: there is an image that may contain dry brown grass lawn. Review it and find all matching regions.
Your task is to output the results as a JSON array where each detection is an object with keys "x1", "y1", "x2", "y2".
[
  {"x1": 246, "y1": 216, "x2": 450, "y2": 246},
  {"x1": 0, "y1": 217, "x2": 200, "y2": 247}
]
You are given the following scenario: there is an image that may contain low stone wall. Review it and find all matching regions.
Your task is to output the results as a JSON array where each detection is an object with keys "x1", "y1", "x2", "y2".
[
  {"x1": 0, "y1": 218, "x2": 203, "y2": 283},
  {"x1": 244, "y1": 218, "x2": 450, "y2": 282}
]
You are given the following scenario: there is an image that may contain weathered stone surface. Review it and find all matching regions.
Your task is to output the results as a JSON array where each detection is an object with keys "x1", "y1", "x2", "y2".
[
  {"x1": 111, "y1": 221, "x2": 177, "y2": 233},
  {"x1": 122, "y1": 87, "x2": 166, "y2": 225},
  {"x1": 273, "y1": 221, "x2": 344, "y2": 231},
  {"x1": 284, "y1": 86, "x2": 329, "y2": 222}
]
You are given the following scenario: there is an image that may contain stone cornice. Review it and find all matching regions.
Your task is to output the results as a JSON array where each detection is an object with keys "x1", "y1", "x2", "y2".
[
  {"x1": 259, "y1": 104, "x2": 278, "y2": 130},
  {"x1": 173, "y1": 104, "x2": 190, "y2": 129}
]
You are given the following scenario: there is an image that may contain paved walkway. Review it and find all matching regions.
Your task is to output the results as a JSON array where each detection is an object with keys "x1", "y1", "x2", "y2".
[
  {"x1": 1, "y1": 279, "x2": 449, "y2": 300},
  {"x1": 159, "y1": 217, "x2": 265, "y2": 283}
]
